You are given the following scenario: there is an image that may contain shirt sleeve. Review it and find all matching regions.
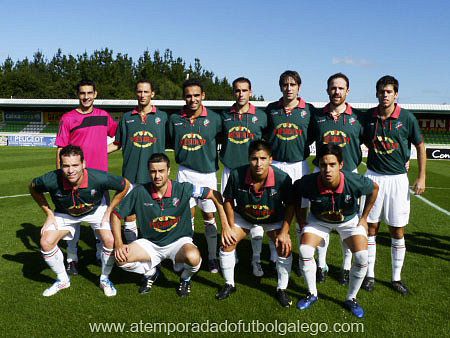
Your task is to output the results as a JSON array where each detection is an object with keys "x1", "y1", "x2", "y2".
[
  {"x1": 105, "y1": 173, "x2": 127, "y2": 192},
  {"x1": 32, "y1": 174, "x2": 50, "y2": 193},
  {"x1": 114, "y1": 116, "x2": 124, "y2": 146},
  {"x1": 292, "y1": 177, "x2": 307, "y2": 207},
  {"x1": 356, "y1": 174, "x2": 374, "y2": 196},
  {"x1": 113, "y1": 189, "x2": 137, "y2": 219},
  {"x1": 107, "y1": 113, "x2": 118, "y2": 138},
  {"x1": 408, "y1": 113, "x2": 424, "y2": 146}
]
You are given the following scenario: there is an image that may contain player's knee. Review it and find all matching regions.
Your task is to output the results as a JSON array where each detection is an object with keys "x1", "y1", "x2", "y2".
[
  {"x1": 389, "y1": 226, "x2": 404, "y2": 239},
  {"x1": 181, "y1": 245, "x2": 201, "y2": 266},
  {"x1": 367, "y1": 223, "x2": 379, "y2": 236},
  {"x1": 250, "y1": 226, "x2": 264, "y2": 239},
  {"x1": 99, "y1": 231, "x2": 114, "y2": 248},
  {"x1": 299, "y1": 244, "x2": 315, "y2": 259},
  {"x1": 40, "y1": 235, "x2": 57, "y2": 252},
  {"x1": 353, "y1": 250, "x2": 368, "y2": 267}
]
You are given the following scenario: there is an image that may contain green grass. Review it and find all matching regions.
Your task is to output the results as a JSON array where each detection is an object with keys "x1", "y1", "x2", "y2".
[{"x1": 0, "y1": 147, "x2": 449, "y2": 337}]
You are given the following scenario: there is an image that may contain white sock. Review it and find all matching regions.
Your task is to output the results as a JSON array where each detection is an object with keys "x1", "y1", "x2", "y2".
[
  {"x1": 124, "y1": 221, "x2": 138, "y2": 243},
  {"x1": 219, "y1": 249, "x2": 236, "y2": 286},
  {"x1": 204, "y1": 219, "x2": 217, "y2": 260},
  {"x1": 191, "y1": 217, "x2": 195, "y2": 230},
  {"x1": 250, "y1": 226, "x2": 263, "y2": 263},
  {"x1": 66, "y1": 224, "x2": 80, "y2": 263},
  {"x1": 299, "y1": 245, "x2": 317, "y2": 296},
  {"x1": 367, "y1": 236, "x2": 377, "y2": 278},
  {"x1": 180, "y1": 260, "x2": 202, "y2": 281},
  {"x1": 94, "y1": 231, "x2": 102, "y2": 261},
  {"x1": 276, "y1": 255, "x2": 292, "y2": 290},
  {"x1": 269, "y1": 240, "x2": 278, "y2": 262},
  {"x1": 347, "y1": 250, "x2": 368, "y2": 300},
  {"x1": 100, "y1": 246, "x2": 115, "y2": 278},
  {"x1": 342, "y1": 241, "x2": 353, "y2": 270},
  {"x1": 41, "y1": 246, "x2": 69, "y2": 282},
  {"x1": 391, "y1": 237, "x2": 406, "y2": 281},
  {"x1": 316, "y1": 233, "x2": 329, "y2": 269}
]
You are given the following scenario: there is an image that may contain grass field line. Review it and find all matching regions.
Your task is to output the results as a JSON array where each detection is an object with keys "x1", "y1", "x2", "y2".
[{"x1": 409, "y1": 189, "x2": 450, "y2": 216}]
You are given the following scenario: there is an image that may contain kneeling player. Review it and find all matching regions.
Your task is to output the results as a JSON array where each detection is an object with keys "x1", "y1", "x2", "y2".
[
  {"x1": 294, "y1": 144, "x2": 378, "y2": 318},
  {"x1": 111, "y1": 153, "x2": 229, "y2": 297},
  {"x1": 29, "y1": 145, "x2": 130, "y2": 297},
  {"x1": 217, "y1": 140, "x2": 294, "y2": 307}
]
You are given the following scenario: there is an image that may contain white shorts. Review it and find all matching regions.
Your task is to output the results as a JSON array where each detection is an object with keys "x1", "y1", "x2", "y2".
[
  {"x1": 177, "y1": 165, "x2": 217, "y2": 212},
  {"x1": 233, "y1": 211, "x2": 282, "y2": 233},
  {"x1": 302, "y1": 215, "x2": 367, "y2": 241},
  {"x1": 47, "y1": 203, "x2": 110, "y2": 240},
  {"x1": 221, "y1": 167, "x2": 232, "y2": 195},
  {"x1": 134, "y1": 237, "x2": 195, "y2": 269},
  {"x1": 365, "y1": 170, "x2": 410, "y2": 227},
  {"x1": 273, "y1": 160, "x2": 309, "y2": 208}
]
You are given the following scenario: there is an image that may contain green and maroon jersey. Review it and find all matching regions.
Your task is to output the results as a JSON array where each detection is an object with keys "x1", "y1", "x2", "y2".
[
  {"x1": 311, "y1": 103, "x2": 365, "y2": 172},
  {"x1": 113, "y1": 180, "x2": 210, "y2": 246},
  {"x1": 293, "y1": 171, "x2": 374, "y2": 223},
  {"x1": 114, "y1": 106, "x2": 168, "y2": 184},
  {"x1": 265, "y1": 98, "x2": 313, "y2": 162},
  {"x1": 169, "y1": 106, "x2": 221, "y2": 173},
  {"x1": 223, "y1": 165, "x2": 292, "y2": 224},
  {"x1": 364, "y1": 104, "x2": 423, "y2": 175},
  {"x1": 32, "y1": 168, "x2": 126, "y2": 217},
  {"x1": 220, "y1": 103, "x2": 267, "y2": 169}
]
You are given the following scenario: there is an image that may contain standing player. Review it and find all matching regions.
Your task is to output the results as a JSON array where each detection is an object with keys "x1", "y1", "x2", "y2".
[
  {"x1": 29, "y1": 145, "x2": 130, "y2": 297},
  {"x1": 265, "y1": 70, "x2": 314, "y2": 272},
  {"x1": 217, "y1": 140, "x2": 294, "y2": 307},
  {"x1": 111, "y1": 153, "x2": 230, "y2": 296},
  {"x1": 56, "y1": 79, "x2": 118, "y2": 275},
  {"x1": 219, "y1": 77, "x2": 272, "y2": 277},
  {"x1": 310, "y1": 73, "x2": 365, "y2": 285},
  {"x1": 169, "y1": 79, "x2": 222, "y2": 273},
  {"x1": 108, "y1": 79, "x2": 168, "y2": 243},
  {"x1": 361, "y1": 75, "x2": 426, "y2": 295},
  {"x1": 294, "y1": 144, "x2": 378, "y2": 318}
]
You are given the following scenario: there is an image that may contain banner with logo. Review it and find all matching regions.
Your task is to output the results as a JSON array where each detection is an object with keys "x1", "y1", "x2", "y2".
[
  {"x1": 7, "y1": 134, "x2": 56, "y2": 147},
  {"x1": 426, "y1": 148, "x2": 450, "y2": 160},
  {"x1": 4, "y1": 111, "x2": 42, "y2": 122}
]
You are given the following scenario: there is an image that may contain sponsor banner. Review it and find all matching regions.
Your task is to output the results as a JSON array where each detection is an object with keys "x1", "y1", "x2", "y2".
[
  {"x1": 7, "y1": 134, "x2": 56, "y2": 147},
  {"x1": 44, "y1": 112, "x2": 64, "y2": 123},
  {"x1": 0, "y1": 135, "x2": 7, "y2": 146},
  {"x1": 416, "y1": 114, "x2": 450, "y2": 132},
  {"x1": 427, "y1": 148, "x2": 450, "y2": 160},
  {"x1": 4, "y1": 111, "x2": 42, "y2": 122}
]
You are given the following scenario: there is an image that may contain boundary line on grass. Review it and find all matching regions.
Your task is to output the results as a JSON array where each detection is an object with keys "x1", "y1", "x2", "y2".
[{"x1": 409, "y1": 189, "x2": 450, "y2": 216}]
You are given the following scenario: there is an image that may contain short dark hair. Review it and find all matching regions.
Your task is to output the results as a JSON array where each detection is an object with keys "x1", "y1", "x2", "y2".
[
  {"x1": 59, "y1": 145, "x2": 84, "y2": 163},
  {"x1": 183, "y1": 78, "x2": 204, "y2": 93},
  {"x1": 279, "y1": 70, "x2": 302, "y2": 89},
  {"x1": 76, "y1": 79, "x2": 96, "y2": 93},
  {"x1": 136, "y1": 79, "x2": 154, "y2": 91},
  {"x1": 317, "y1": 143, "x2": 343, "y2": 164},
  {"x1": 376, "y1": 75, "x2": 399, "y2": 93},
  {"x1": 248, "y1": 140, "x2": 272, "y2": 158},
  {"x1": 148, "y1": 153, "x2": 170, "y2": 169},
  {"x1": 232, "y1": 77, "x2": 252, "y2": 90},
  {"x1": 327, "y1": 72, "x2": 349, "y2": 89}
]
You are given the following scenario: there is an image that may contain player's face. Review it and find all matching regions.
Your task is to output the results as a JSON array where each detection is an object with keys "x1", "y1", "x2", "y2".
[
  {"x1": 136, "y1": 82, "x2": 154, "y2": 108},
  {"x1": 77, "y1": 85, "x2": 97, "y2": 110},
  {"x1": 249, "y1": 149, "x2": 272, "y2": 178},
  {"x1": 149, "y1": 162, "x2": 170, "y2": 189},
  {"x1": 61, "y1": 155, "x2": 86, "y2": 186},
  {"x1": 281, "y1": 77, "x2": 300, "y2": 101},
  {"x1": 234, "y1": 82, "x2": 252, "y2": 108},
  {"x1": 184, "y1": 85, "x2": 205, "y2": 112},
  {"x1": 319, "y1": 154, "x2": 343, "y2": 187},
  {"x1": 327, "y1": 78, "x2": 349, "y2": 107},
  {"x1": 376, "y1": 84, "x2": 398, "y2": 109}
]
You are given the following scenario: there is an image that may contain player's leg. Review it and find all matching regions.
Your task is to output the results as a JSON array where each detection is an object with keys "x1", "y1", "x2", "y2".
[
  {"x1": 362, "y1": 221, "x2": 380, "y2": 291},
  {"x1": 339, "y1": 238, "x2": 353, "y2": 285},
  {"x1": 66, "y1": 223, "x2": 80, "y2": 275},
  {"x1": 316, "y1": 233, "x2": 329, "y2": 283},
  {"x1": 389, "y1": 226, "x2": 408, "y2": 295},
  {"x1": 174, "y1": 241, "x2": 202, "y2": 297},
  {"x1": 250, "y1": 225, "x2": 264, "y2": 277},
  {"x1": 201, "y1": 209, "x2": 219, "y2": 273},
  {"x1": 96, "y1": 227, "x2": 116, "y2": 296}
]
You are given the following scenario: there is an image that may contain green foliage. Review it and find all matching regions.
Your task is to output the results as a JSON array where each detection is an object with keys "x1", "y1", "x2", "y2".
[{"x1": 0, "y1": 48, "x2": 243, "y2": 100}]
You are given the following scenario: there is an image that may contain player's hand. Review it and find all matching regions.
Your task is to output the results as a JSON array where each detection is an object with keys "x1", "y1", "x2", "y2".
[
  {"x1": 221, "y1": 226, "x2": 237, "y2": 248},
  {"x1": 275, "y1": 232, "x2": 292, "y2": 257},
  {"x1": 41, "y1": 216, "x2": 58, "y2": 236},
  {"x1": 357, "y1": 217, "x2": 368, "y2": 232},
  {"x1": 413, "y1": 177, "x2": 426, "y2": 195},
  {"x1": 114, "y1": 244, "x2": 129, "y2": 263}
]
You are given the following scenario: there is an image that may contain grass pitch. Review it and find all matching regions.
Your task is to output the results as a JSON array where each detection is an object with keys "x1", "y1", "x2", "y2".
[{"x1": 0, "y1": 147, "x2": 449, "y2": 337}]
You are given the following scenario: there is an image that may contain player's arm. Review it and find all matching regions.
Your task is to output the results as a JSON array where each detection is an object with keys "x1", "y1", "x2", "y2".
[
  {"x1": 29, "y1": 181, "x2": 57, "y2": 235},
  {"x1": 107, "y1": 142, "x2": 120, "y2": 154},
  {"x1": 359, "y1": 181, "x2": 379, "y2": 230},
  {"x1": 221, "y1": 199, "x2": 239, "y2": 247},
  {"x1": 413, "y1": 142, "x2": 426, "y2": 195},
  {"x1": 293, "y1": 179, "x2": 308, "y2": 229},
  {"x1": 111, "y1": 211, "x2": 129, "y2": 263},
  {"x1": 56, "y1": 147, "x2": 62, "y2": 169},
  {"x1": 206, "y1": 189, "x2": 230, "y2": 230},
  {"x1": 276, "y1": 203, "x2": 294, "y2": 256},
  {"x1": 102, "y1": 178, "x2": 131, "y2": 224}
]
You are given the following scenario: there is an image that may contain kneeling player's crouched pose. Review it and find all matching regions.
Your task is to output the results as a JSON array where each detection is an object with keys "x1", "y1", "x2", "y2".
[
  {"x1": 111, "y1": 153, "x2": 229, "y2": 297},
  {"x1": 217, "y1": 140, "x2": 294, "y2": 307},
  {"x1": 294, "y1": 144, "x2": 378, "y2": 318},
  {"x1": 29, "y1": 145, "x2": 131, "y2": 297}
]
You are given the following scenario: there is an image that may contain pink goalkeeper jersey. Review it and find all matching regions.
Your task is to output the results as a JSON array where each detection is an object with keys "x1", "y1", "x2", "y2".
[{"x1": 56, "y1": 108, "x2": 118, "y2": 171}]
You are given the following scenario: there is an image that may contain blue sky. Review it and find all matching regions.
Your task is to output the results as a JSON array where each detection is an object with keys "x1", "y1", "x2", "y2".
[{"x1": 1, "y1": 0, "x2": 449, "y2": 104}]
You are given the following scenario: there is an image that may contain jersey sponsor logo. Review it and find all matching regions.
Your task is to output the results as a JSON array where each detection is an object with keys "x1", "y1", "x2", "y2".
[
  {"x1": 68, "y1": 202, "x2": 94, "y2": 216},
  {"x1": 180, "y1": 133, "x2": 206, "y2": 151},
  {"x1": 150, "y1": 215, "x2": 181, "y2": 232},
  {"x1": 274, "y1": 122, "x2": 303, "y2": 140},
  {"x1": 373, "y1": 136, "x2": 399, "y2": 154},
  {"x1": 227, "y1": 126, "x2": 255, "y2": 144},
  {"x1": 322, "y1": 130, "x2": 350, "y2": 147},
  {"x1": 318, "y1": 209, "x2": 345, "y2": 223},
  {"x1": 243, "y1": 204, "x2": 274, "y2": 220},
  {"x1": 130, "y1": 130, "x2": 157, "y2": 148}
]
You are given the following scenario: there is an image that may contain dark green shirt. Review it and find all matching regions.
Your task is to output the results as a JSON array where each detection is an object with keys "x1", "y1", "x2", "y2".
[
  {"x1": 219, "y1": 103, "x2": 267, "y2": 169},
  {"x1": 169, "y1": 106, "x2": 221, "y2": 173},
  {"x1": 265, "y1": 98, "x2": 313, "y2": 162},
  {"x1": 223, "y1": 165, "x2": 292, "y2": 224},
  {"x1": 33, "y1": 168, "x2": 126, "y2": 217},
  {"x1": 311, "y1": 103, "x2": 365, "y2": 172},
  {"x1": 114, "y1": 107, "x2": 168, "y2": 184},
  {"x1": 113, "y1": 181, "x2": 210, "y2": 246},
  {"x1": 364, "y1": 105, "x2": 423, "y2": 175},
  {"x1": 293, "y1": 171, "x2": 374, "y2": 223}
]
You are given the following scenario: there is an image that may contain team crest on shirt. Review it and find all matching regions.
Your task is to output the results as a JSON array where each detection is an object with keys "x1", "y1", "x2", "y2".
[
  {"x1": 244, "y1": 204, "x2": 274, "y2": 220},
  {"x1": 300, "y1": 110, "x2": 307, "y2": 118},
  {"x1": 323, "y1": 130, "x2": 350, "y2": 147},
  {"x1": 349, "y1": 117, "x2": 356, "y2": 125},
  {"x1": 269, "y1": 188, "x2": 277, "y2": 196},
  {"x1": 251, "y1": 116, "x2": 258, "y2": 124},
  {"x1": 150, "y1": 216, "x2": 181, "y2": 232},
  {"x1": 274, "y1": 122, "x2": 303, "y2": 140},
  {"x1": 395, "y1": 121, "x2": 403, "y2": 130},
  {"x1": 180, "y1": 133, "x2": 206, "y2": 151},
  {"x1": 172, "y1": 197, "x2": 180, "y2": 207},
  {"x1": 131, "y1": 131, "x2": 157, "y2": 148},
  {"x1": 228, "y1": 126, "x2": 255, "y2": 144},
  {"x1": 155, "y1": 117, "x2": 161, "y2": 125},
  {"x1": 90, "y1": 189, "x2": 97, "y2": 196},
  {"x1": 203, "y1": 119, "x2": 210, "y2": 127},
  {"x1": 344, "y1": 195, "x2": 352, "y2": 203}
]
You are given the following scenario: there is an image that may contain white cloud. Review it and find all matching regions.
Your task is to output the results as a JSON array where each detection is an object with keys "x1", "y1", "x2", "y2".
[{"x1": 332, "y1": 56, "x2": 374, "y2": 68}]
